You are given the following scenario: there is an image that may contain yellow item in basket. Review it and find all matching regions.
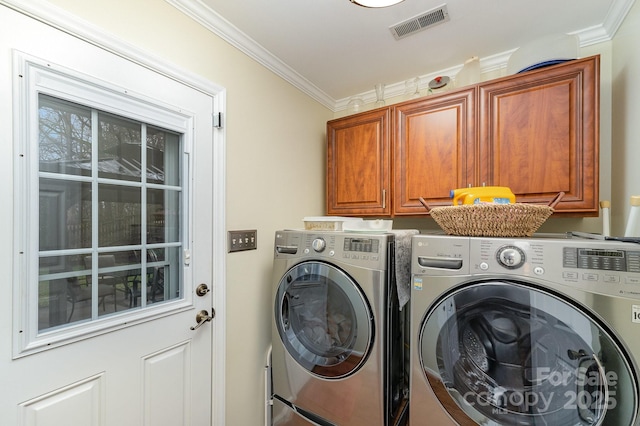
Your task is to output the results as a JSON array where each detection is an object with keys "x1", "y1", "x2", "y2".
[{"x1": 450, "y1": 186, "x2": 516, "y2": 205}]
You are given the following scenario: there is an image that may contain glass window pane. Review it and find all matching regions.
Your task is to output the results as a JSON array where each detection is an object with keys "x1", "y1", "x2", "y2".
[
  {"x1": 126, "y1": 248, "x2": 180, "y2": 307},
  {"x1": 148, "y1": 248, "x2": 169, "y2": 305},
  {"x1": 147, "y1": 127, "x2": 180, "y2": 186},
  {"x1": 164, "y1": 246, "x2": 181, "y2": 302},
  {"x1": 38, "y1": 254, "x2": 90, "y2": 330},
  {"x1": 39, "y1": 178, "x2": 92, "y2": 251},
  {"x1": 148, "y1": 188, "x2": 181, "y2": 243},
  {"x1": 38, "y1": 95, "x2": 92, "y2": 176},
  {"x1": 90, "y1": 251, "x2": 141, "y2": 317},
  {"x1": 98, "y1": 184, "x2": 141, "y2": 247},
  {"x1": 98, "y1": 112, "x2": 142, "y2": 182},
  {"x1": 39, "y1": 277, "x2": 82, "y2": 329},
  {"x1": 38, "y1": 251, "x2": 146, "y2": 330}
]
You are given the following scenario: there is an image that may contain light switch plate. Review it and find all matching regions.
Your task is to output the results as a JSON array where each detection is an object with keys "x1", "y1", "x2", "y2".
[{"x1": 228, "y1": 230, "x2": 257, "y2": 252}]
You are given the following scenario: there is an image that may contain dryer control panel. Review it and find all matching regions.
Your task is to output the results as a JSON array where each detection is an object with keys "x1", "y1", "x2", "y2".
[
  {"x1": 563, "y1": 247, "x2": 640, "y2": 272},
  {"x1": 412, "y1": 234, "x2": 640, "y2": 300}
]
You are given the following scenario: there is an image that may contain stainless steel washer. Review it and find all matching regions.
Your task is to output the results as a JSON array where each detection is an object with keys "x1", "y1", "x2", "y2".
[
  {"x1": 271, "y1": 230, "x2": 406, "y2": 426},
  {"x1": 410, "y1": 234, "x2": 640, "y2": 425}
]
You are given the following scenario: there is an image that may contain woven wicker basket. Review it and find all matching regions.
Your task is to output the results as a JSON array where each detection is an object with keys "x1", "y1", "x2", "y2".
[{"x1": 429, "y1": 203, "x2": 554, "y2": 237}]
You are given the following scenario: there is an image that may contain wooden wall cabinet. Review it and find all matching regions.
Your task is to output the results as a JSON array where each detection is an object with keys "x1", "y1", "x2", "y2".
[
  {"x1": 393, "y1": 88, "x2": 476, "y2": 214},
  {"x1": 478, "y1": 55, "x2": 599, "y2": 215},
  {"x1": 327, "y1": 55, "x2": 599, "y2": 217},
  {"x1": 327, "y1": 108, "x2": 391, "y2": 216}
]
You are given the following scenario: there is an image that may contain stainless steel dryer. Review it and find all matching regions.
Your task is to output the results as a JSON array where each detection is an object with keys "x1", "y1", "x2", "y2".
[
  {"x1": 271, "y1": 230, "x2": 406, "y2": 426},
  {"x1": 409, "y1": 234, "x2": 640, "y2": 426}
]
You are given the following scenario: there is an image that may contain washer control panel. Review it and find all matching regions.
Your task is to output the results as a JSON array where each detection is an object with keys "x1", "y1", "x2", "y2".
[
  {"x1": 309, "y1": 236, "x2": 382, "y2": 254},
  {"x1": 274, "y1": 230, "x2": 391, "y2": 271},
  {"x1": 343, "y1": 237, "x2": 380, "y2": 254}
]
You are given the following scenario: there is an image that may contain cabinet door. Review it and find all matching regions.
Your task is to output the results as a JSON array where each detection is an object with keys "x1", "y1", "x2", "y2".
[
  {"x1": 393, "y1": 89, "x2": 476, "y2": 215},
  {"x1": 478, "y1": 56, "x2": 599, "y2": 215},
  {"x1": 327, "y1": 108, "x2": 391, "y2": 216}
]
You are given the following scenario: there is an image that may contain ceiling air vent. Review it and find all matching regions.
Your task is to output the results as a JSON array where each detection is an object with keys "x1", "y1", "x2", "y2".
[{"x1": 390, "y1": 4, "x2": 450, "y2": 40}]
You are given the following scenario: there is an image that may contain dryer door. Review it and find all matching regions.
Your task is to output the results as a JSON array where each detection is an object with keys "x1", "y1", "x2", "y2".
[
  {"x1": 419, "y1": 280, "x2": 638, "y2": 426},
  {"x1": 275, "y1": 261, "x2": 373, "y2": 378}
]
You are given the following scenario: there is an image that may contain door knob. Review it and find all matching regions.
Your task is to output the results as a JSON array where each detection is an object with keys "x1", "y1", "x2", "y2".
[
  {"x1": 190, "y1": 309, "x2": 215, "y2": 331},
  {"x1": 196, "y1": 283, "x2": 210, "y2": 297}
]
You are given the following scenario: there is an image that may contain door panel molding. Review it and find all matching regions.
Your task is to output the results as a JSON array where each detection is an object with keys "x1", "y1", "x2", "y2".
[{"x1": 18, "y1": 373, "x2": 105, "y2": 426}]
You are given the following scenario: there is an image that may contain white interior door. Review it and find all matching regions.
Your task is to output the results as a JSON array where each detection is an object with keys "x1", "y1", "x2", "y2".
[{"x1": 0, "y1": 5, "x2": 220, "y2": 425}]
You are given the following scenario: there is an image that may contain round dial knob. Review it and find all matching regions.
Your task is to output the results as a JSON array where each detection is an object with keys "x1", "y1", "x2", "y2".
[
  {"x1": 497, "y1": 246, "x2": 525, "y2": 269},
  {"x1": 311, "y1": 238, "x2": 326, "y2": 252}
]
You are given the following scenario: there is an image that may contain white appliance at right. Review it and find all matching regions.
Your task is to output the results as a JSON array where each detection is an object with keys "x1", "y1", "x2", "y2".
[{"x1": 409, "y1": 234, "x2": 640, "y2": 425}]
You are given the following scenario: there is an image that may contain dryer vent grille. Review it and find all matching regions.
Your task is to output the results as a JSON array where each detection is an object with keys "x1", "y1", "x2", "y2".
[{"x1": 390, "y1": 4, "x2": 450, "y2": 40}]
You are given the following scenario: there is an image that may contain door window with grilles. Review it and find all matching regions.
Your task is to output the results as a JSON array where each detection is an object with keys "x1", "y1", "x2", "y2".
[{"x1": 38, "y1": 95, "x2": 184, "y2": 330}]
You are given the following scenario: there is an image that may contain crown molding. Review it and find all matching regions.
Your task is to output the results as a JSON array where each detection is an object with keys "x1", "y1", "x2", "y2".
[
  {"x1": 11, "y1": 0, "x2": 624, "y2": 112},
  {"x1": 167, "y1": 0, "x2": 633, "y2": 112},
  {"x1": 604, "y1": 0, "x2": 637, "y2": 38},
  {"x1": 165, "y1": 0, "x2": 335, "y2": 111}
]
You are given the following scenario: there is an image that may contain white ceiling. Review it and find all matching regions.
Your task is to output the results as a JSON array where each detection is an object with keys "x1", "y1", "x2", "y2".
[{"x1": 167, "y1": 0, "x2": 635, "y2": 110}]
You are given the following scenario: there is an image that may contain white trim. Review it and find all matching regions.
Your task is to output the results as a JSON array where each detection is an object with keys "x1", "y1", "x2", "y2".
[
  {"x1": 211, "y1": 87, "x2": 227, "y2": 426},
  {"x1": 164, "y1": 0, "x2": 632, "y2": 112},
  {"x1": 602, "y1": 0, "x2": 637, "y2": 38},
  {"x1": 1, "y1": 0, "x2": 227, "y2": 424}
]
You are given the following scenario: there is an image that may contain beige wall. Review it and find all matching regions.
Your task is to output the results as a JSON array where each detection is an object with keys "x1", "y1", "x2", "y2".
[
  {"x1": 38, "y1": 0, "x2": 332, "y2": 425},
  {"x1": 612, "y1": 0, "x2": 640, "y2": 236}
]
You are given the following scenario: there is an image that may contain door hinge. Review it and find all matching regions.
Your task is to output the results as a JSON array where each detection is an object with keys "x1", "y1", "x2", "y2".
[{"x1": 213, "y1": 112, "x2": 223, "y2": 128}]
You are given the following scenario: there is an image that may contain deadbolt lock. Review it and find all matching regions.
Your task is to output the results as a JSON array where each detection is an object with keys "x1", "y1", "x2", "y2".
[{"x1": 196, "y1": 283, "x2": 211, "y2": 297}]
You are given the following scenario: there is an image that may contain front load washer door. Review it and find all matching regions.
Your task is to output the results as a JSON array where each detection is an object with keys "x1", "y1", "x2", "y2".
[
  {"x1": 419, "y1": 281, "x2": 638, "y2": 426},
  {"x1": 275, "y1": 261, "x2": 373, "y2": 379}
]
